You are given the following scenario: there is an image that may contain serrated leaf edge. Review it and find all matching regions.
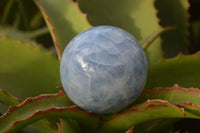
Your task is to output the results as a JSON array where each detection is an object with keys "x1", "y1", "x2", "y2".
[
  {"x1": 0, "y1": 91, "x2": 67, "y2": 119},
  {"x1": 5, "y1": 105, "x2": 100, "y2": 133},
  {"x1": 178, "y1": 102, "x2": 200, "y2": 109},
  {"x1": 0, "y1": 89, "x2": 56, "y2": 133},
  {"x1": 4, "y1": 105, "x2": 78, "y2": 132},
  {"x1": 103, "y1": 99, "x2": 185, "y2": 125},
  {"x1": 154, "y1": 0, "x2": 191, "y2": 56},
  {"x1": 132, "y1": 99, "x2": 185, "y2": 116},
  {"x1": 154, "y1": 51, "x2": 200, "y2": 64},
  {"x1": 34, "y1": 0, "x2": 62, "y2": 60},
  {"x1": 12, "y1": 105, "x2": 78, "y2": 126},
  {"x1": 0, "y1": 35, "x2": 55, "y2": 56},
  {"x1": 70, "y1": 0, "x2": 92, "y2": 28},
  {"x1": 143, "y1": 84, "x2": 200, "y2": 94}
]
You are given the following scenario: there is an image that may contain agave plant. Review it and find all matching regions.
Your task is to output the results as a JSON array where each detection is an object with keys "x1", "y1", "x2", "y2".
[{"x1": 0, "y1": 0, "x2": 200, "y2": 132}]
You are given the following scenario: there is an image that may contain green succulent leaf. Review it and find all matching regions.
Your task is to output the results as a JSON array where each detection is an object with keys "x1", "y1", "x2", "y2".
[
  {"x1": 97, "y1": 100, "x2": 199, "y2": 133},
  {"x1": 0, "y1": 91, "x2": 99, "y2": 133},
  {"x1": 56, "y1": 118, "x2": 81, "y2": 133},
  {"x1": 0, "y1": 89, "x2": 57, "y2": 133},
  {"x1": 34, "y1": 0, "x2": 92, "y2": 59},
  {"x1": 0, "y1": 36, "x2": 60, "y2": 100},
  {"x1": 132, "y1": 119, "x2": 179, "y2": 133},
  {"x1": 0, "y1": 89, "x2": 21, "y2": 106},
  {"x1": 145, "y1": 119, "x2": 178, "y2": 133},
  {"x1": 19, "y1": 125, "x2": 40, "y2": 133},
  {"x1": 77, "y1": 0, "x2": 163, "y2": 63},
  {"x1": 136, "y1": 81, "x2": 200, "y2": 132},
  {"x1": 136, "y1": 84, "x2": 200, "y2": 105},
  {"x1": 31, "y1": 120, "x2": 56, "y2": 133},
  {"x1": 154, "y1": 0, "x2": 190, "y2": 58},
  {"x1": 146, "y1": 53, "x2": 200, "y2": 89},
  {"x1": 178, "y1": 103, "x2": 200, "y2": 117}
]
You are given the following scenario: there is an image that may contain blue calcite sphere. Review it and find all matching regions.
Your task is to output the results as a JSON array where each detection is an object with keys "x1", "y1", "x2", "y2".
[{"x1": 60, "y1": 26, "x2": 147, "y2": 114}]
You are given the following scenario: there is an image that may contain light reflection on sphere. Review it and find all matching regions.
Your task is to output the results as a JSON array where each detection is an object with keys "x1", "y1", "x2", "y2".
[{"x1": 60, "y1": 26, "x2": 147, "y2": 114}]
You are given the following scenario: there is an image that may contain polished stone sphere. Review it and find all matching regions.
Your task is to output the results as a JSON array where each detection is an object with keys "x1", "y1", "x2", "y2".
[{"x1": 60, "y1": 26, "x2": 147, "y2": 114}]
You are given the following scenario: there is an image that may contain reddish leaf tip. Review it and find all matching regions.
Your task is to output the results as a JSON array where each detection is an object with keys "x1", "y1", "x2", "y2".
[
  {"x1": 172, "y1": 84, "x2": 181, "y2": 88},
  {"x1": 28, "y1": 42, "x2": 33, "y2": 46},
  {"x1": 56, "y1": 86, "x2": 64, "y2": 90},
  {"x1": 177, "y1": 52, "x2": 183, "y2": 56},
  {"x1": 13, "y1": 121, "x2": 18, "y2": 126},
  {"x1": 4, "y1": 34, "x2": 8, "y2": 37},
  {"x1": 0, "y1": 89, "x2": 21, "y2": 102},
  {"x1": 56, "y1": 122, "x2": 61, "y2": 133},
  {"x1": 128, "y1": 126, "x2": 134, "y2": 133},
  {"x1": 160, "y1": 56, "x2": 164, "y2": 60},
  {"x1": 195, "y1": 51, "x2": 200, "y2": 54}
]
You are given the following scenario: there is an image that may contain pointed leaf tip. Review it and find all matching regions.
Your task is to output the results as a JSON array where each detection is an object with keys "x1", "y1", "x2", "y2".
[
  {"x1": 126, "y1": 126, "x2": 134, "y2": 133},
  {"x1": 177, "y1": 103, "x2": 200, "y2": 118},
  {"x1": 56, "y1": 118, "x2": 82, "y2": 133},
  {"x1": 0, "y1": 89, "x2": 21, "y2": 106}
]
